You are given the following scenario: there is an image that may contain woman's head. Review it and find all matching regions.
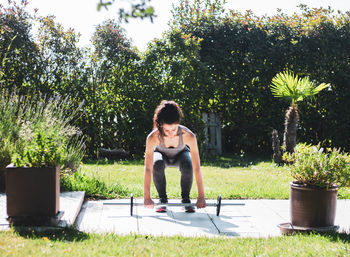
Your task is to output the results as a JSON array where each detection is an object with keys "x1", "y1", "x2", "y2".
[{"x1": 153, "y1": 100, "x2": 183, "y2": 135}]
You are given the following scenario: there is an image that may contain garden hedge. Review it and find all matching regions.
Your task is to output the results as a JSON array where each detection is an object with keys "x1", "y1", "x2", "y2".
[{"x1": 1, "y1": 1, "x2": 349, "y2": 157}]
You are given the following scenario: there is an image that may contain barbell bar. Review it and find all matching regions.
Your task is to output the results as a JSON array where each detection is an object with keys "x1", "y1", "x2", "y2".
[{"x1": 103, "y1": 194, "x2": 245, "y2": 216}]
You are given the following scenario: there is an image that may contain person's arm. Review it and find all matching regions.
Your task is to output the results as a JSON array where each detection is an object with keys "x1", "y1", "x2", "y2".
[
  {"x1": 186, "y1": 131, "x2": 206, "y2": 208},
  {"x1": 144, "y1": 132, "x2": 156, "y2": 207}
]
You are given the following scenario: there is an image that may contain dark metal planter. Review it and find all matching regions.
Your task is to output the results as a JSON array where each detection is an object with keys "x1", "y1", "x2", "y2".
[
  {"x1": 290, "y1": 182, "x2": 338, "y2": 228},
  {"x1": 0, "y1": 169, "x2": 5, "y2": 192},
  {"x1": 5, "y1": 165, "x2": 60, "y2": 224}
]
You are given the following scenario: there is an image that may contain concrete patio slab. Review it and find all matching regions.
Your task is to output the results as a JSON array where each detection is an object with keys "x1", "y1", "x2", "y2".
[
  {"x1": 0, "y1": 193, "x2": 8, "y2": 231},
  {"x1": 162, "y1": 206, "x2": 219, "y2": 237},
  {"x1": 76, "y1": 198, "x2": 350, "y2": 238},
  {"x1": 335, "y1": 199, "x2": 350, "y2": 234},
  {"x1": 76, "y1": 199, "x2": 139, "y2": 234}
]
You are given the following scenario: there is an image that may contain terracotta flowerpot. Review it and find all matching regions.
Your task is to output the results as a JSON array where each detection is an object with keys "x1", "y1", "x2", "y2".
[
  {"x1": 290, "y1": 182, "x2": 338, "y2": 228},
  {"x1": 5, "y1": 165, "x2": 60, "y2": 218}
]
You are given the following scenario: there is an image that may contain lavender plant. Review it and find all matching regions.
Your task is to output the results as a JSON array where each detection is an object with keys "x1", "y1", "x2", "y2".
[
  {"x1": 0, "y1": 91, "x2": 27, "y2": 170},
  {"x1": 0, "y1": 89, "x2": 85, "y2": 171}
]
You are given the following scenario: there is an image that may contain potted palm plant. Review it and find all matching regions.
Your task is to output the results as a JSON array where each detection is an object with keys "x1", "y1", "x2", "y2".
[
  {"x1": 269, "y1": 70, "x2": 329, "y2": 154},
  {"x1": 280, "y1": 143, "x2": 350, "y2": 233}
]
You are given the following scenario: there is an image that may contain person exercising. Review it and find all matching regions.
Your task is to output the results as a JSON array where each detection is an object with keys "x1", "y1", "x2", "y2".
[{"x1": 143, "y1": 100, "x2": 206, "y2": 212}]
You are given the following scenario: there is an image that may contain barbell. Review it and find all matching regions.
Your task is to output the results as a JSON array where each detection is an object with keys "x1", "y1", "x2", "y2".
[{"x1": 103, "y1": 194, "x2": 245, "y2": 216}]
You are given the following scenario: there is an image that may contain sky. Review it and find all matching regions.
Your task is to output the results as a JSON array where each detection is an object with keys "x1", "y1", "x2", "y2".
[{"x1": 3, "y1": 0, "x2": 350, "y2": 51}]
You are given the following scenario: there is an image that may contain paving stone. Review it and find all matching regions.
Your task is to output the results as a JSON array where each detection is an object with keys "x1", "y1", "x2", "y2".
[
  {"x1": 136, "y1": 207, "x2": 187, "y2": 237},
  {"x1": 1, "y1": 194, "x2": 16, "y2": 230},
  {"x1": 76, "y1": 198, "x2": 140, "y2": 234},
  {"x1": 75, "y1": 201, "x2": 104, "y2": 233},
  {"x1": 101, "y1": 199, "x2": 138, "y2": 234},
  {"x1": 260, "y1": 200, "x2": 290, "y2": 220},
  {"x1": 133, "y1": 199, "x2": 219, "y2": 237},
  {"x1": 0, "y1": 193, "x2": 9, "y2": 231},
  {"x1": 335, "y1": 200, "x2": 350, "y2": 234},
  {"x1": 239, "y1": 200, "x2": 287, "y2": 237},
  {"x1": 208, "y1": 201, "x2": 258, "y2": 237},
  {"x1": 168, "y1": 207, "x2": 219, "y2": 237},
  {"x1": 208, "y1": 199, "x2": 255, "y2": 235}
]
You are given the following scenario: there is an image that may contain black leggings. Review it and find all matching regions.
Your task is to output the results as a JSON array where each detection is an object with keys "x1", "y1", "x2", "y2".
[{"x1": 152, "y1": 148, "x2": 193, "y2": 201}]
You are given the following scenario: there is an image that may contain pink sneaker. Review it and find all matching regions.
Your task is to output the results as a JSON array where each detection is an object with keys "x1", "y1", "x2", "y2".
[
  {"x1": 156, "y1": 206, "x2": 167, "y2": 213},
  {"x1": 184, "y1": 206, "x2": 195, "y2": 213}
]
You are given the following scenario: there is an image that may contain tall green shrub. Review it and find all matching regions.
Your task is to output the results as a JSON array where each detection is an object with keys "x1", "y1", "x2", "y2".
[{"x1": 79, "y1": 19, "x2": 140, "y2": 157}]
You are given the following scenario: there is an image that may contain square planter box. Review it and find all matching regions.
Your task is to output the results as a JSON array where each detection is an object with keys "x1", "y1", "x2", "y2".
[
  {"x1": 0, "y1": 169, "x2": 5, "y2": 192},
  {"x1": 6, "y1": 165, "x2": 60, "y2": 219}
]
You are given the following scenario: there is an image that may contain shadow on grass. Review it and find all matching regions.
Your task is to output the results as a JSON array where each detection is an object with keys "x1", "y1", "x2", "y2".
[
  {"x1": 13, "y1": 226, "x2": 90, "y2": 242},
  {"x1": 286, "y1": 231, "x2": 350, "y2": 243},
  {"x1": 321, "y1": 231, "x2": 350, "y2": 243},
  {"x1": 82, "y1": 158, "x2": 143, "y2": 166}
]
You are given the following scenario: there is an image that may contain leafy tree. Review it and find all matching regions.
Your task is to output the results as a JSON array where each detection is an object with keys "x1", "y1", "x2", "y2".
[
  {"x1": 170, "y1": 0, "x2": 278, "y2": 153},
  {"x1": 170, "y1": 1, "x2": 350, "y2": 154},
  {"x1": 269, "y1": 70, "x2": 329, "y2": 153},
  {"x1": 82, "y1": 19, "x2": 140, "y2": 156},
  {"x1": 97, "y1": 0, "x2": 155, "y2": 22},
  {"x1": 0, "y1": 0, "x2": 40, "y2": 91},
  {"x1": 170, "y1": 0, "x2": 226, "y2": 31},
  {"x1": 36, "y1": 15, "x2": 84, "y2": 95},
  {"x1": 141, "y1": 28, "x2": 214, "y2": 151}
]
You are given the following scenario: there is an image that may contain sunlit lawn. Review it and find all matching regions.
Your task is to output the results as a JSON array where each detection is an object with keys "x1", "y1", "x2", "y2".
[
  {"x1": 79, "y1": 156, "x2": 350, "y2": 199},
  {"x1": 80, "y1": 160, "x2": 290, "y2": 199},
  {"x1": 1, "y1": 228, "x2": 350, "y2": 257}
]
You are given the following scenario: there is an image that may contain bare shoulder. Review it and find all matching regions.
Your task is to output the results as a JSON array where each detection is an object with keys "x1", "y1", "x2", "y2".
[
  {"x1": 180, "y1": 125, "x2": 196, "y2": 141},
  {"x1": 145, "y1": 129, "x2": 159, "y2": 153},
  {"x1": 146, "y1": 129, "x2": 160, "y2": 143}
]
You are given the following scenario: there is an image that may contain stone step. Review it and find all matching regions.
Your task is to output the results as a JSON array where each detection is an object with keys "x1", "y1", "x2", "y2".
[{"x1": 0, "y1": 191, "x2": 85, "y2": 231}]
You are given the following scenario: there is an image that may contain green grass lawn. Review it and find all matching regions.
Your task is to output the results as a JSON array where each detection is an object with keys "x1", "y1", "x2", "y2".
[
  {"x1": 74, "y1": 157, "x2": 350, "y2": 200},
  {"x1": 1, "y1": 228, "x2": 350, "y2": 257},
  {"x1": 78, "y1": 160, "x2": 291, "y2": 199}
]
